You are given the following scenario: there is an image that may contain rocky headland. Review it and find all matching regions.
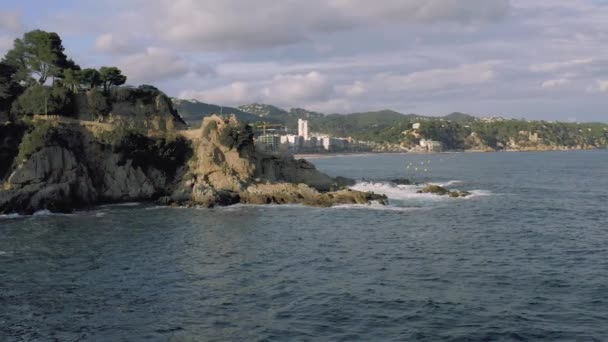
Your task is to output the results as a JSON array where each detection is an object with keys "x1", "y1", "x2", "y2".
[{"x1": 0, "y1": 114, "x2": 386, "y2": 215}]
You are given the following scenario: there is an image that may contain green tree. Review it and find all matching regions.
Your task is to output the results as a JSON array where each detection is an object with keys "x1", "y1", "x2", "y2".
[
  {"x1": 99, "y1": 66, "x2": 126, "y2": 91},
  {"x1": 3, "y1": 30, "x2": 70, "y2": 85},
  {"x1": 62, "y1": 68, "x2": 82, "y2": 92},
  {"x1": 11, "y1": 85, "x2": 73, "y2": 116},
  {"x1": 80, "y1": 68, "x2": 101, "y2": 89},
  {"x1": 0, "y1": 62, "x2": 23, "y2": 115}
]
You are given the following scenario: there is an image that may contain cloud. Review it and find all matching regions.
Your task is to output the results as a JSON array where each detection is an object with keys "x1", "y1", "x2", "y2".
[
  {"x1": 371, "y1": 62, "x2": 499, "y2": 92},
  {"x1": 146, "y1": 0, "x2": 510, "y2": 50},
  {"x1": 530, "y1": 59, "x2": 594, "y2": 73},
  {"x1": 589, "y1": 80, "x2": 608, "y2": 93},
  {"x1": 339, "y1": 81, "x2": 367, "y2": 97},
  {"x1": 179, "y1": 82, "x2": 256, "y2": 105},
  {"x1": 262, "y1": 71, "x2": 333, "y2": 103},
  {"x1": 541, "y1": 79, "x2": 570, "y2": 88},
  {"x1": 179, "y1": 71, "x2": 335, "y2": 106},
  {"x1": 0, "y1": 10, "x2": 22, "y2": 33},
  {"x1": 0, "y1": 35, "x2": 13, "y2": 55},
  {"x1": 95, "y1": 33, "x2": 137, "y2": 55},
  {"x1": 330, "y1": 0, "x2": 510, "y2": 24},
  {"x1": 117, "y1": 48, "x2": 202, "y2": 84}
]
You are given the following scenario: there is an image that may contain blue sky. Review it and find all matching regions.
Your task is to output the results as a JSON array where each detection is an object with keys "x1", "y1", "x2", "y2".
[{"x1": 1, "y1": 0, "x2": 608, "y2": 122}]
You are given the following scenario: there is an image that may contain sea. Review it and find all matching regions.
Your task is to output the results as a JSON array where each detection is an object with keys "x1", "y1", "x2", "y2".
[{"x1": 1, "y1": 151, "x2": 607, "y2": 341}]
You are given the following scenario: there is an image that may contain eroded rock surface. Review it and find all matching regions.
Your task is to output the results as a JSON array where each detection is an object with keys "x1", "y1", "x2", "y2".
[{"x1": 0, "y1": 115, "x2": 386, "y2": 214}]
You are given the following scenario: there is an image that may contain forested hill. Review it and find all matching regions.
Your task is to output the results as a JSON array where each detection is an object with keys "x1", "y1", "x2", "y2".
[{"x1": 172, "y1": 99, "x2": 608, "y2": 151}]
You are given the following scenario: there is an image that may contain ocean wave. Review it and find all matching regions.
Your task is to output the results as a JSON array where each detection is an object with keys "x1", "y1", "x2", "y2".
[
  {"x1": 32, "y1": 210, "x2": 75, "y2": 217},
  {"x1": 331, "y1": 203, "x2": 419, "y2": 212},
  {"x1": 431, "y1": 180, "x2": 463, "y2": 187},
  {"x1": 349, "y1": 181, "x2": 490, "y2": 202},
  {"x1": 0, "y1": 213, "x2": 22, "y2": 219}
]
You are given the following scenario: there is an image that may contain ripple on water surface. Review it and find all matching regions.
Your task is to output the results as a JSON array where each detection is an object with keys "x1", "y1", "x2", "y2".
[{"x1": 1, "y1": 151, "x2": 608, "y2": 341}]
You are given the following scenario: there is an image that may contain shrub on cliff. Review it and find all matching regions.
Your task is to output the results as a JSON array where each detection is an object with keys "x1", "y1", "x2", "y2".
[
  {"x1": 11, "y1": 85, "x2": 74, "y2": 117},
  {"x1": 0, "y1": 123, "x2": 28, "y2": 179},
  {"x1": 218, "y1": 123, "x2": 253, "y2": 150},
  {"x1": 16, "y1": 122, "x2": 55, "y2": 162},
  {"x1": 111, "y1": 130, "x2": 192, "y2": 177}
]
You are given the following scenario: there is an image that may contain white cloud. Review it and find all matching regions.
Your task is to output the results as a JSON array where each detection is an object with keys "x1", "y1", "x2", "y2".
[
  {"x1": 330, "y1": 0, "x2": 510, "y2": 24},
  {"x1": 593, "y1": 80, "x2": 608, "y2": 93},
  {"x1": 0, "y1": 10, "x2": 22, "y2": 32},
  {"x1": 95, "y1": 33, "x2": 136, "y2": 55},
  {"x1": 179, "y1": 71, "x2": 335, "y2": 106},
  {"x1": 372, "y1": 62, "x2": 499, "y2": 92},
  {"x1": 262, "y1": 71, "x2": 333, "y2": 103},
  {"x1": 530, "y1": 59, "x2": 594, "y2": 73},
  {"x1": 541, "y1": 79, "x2": 569, "y2": 88},
  {"x1": 339, "y1": 81, "x2": 367, "y2": 97},
  {"x1": 117, "y1": 48, "x2": 198, "y2": 83},
  {"x1": 0, "y1": 35, "x2": 13, "y2": 55},
  {"x1": 146, "y1": 0, "x2": 510, "y2": 50},
  {"x1": 179, "y1": 82, "x2": 256, "y2": 105}
]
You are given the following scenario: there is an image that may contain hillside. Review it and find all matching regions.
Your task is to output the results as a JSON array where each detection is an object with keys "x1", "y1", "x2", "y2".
[
  {"x1": 239, "y1": 103, "x2": 324, "y2": 129},
  {"x1": 172, "y1": 99, "x2": 261, "y2": 126},
  {"x1": 172, "y1": 99, "x2": 608, "y2": 151}
]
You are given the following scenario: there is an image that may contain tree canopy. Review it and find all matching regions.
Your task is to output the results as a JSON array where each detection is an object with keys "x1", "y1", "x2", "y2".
[
  {"x1": 100, "y1": 66, "x2": 127, "y2": 91},
  {"x1": 80, "y1": 68, "x2": 101, "y2": 89},
  {"x1": 0, "y1": 62, "x2": 23, "y2": 114},
  {"x1": 3, "y1": 30, "x2": 73, "y2": 85}
]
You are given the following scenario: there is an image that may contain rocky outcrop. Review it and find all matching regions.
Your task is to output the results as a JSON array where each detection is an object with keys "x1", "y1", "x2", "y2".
[
  {"x1": 417, "y1": 184, "x2": 471, "y2": 198},
  {"x1": 0, "y1": 115, "x2": 386, "y2": 214},
  {"x1": 0, "y1": 125, "x2": 180, "y2": 214},
  {"x1": 164, "y1": 115, "x2": 386, "y2": 208},
  {"x1": 0, "y1": 123, "x2": 27, "y2": 181}
]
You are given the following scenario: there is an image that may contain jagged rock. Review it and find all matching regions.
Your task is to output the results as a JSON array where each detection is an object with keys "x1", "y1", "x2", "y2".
[
  {"x1": 390, "y1": 178, "x2": 412, "y2": 185},
  {"x1": 0, "y1": 115, "x2": 386, "y2": 214},
  {"x1": 417, "y1": 184, "x2": 471, "y2": 198}
]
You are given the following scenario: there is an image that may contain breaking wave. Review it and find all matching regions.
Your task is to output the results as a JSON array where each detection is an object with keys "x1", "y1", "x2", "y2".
[{"x1": 349, "y1": 181, "x2": 491, "y2": 202}]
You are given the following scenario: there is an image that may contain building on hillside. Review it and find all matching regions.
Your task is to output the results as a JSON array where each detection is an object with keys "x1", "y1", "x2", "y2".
[
  {"x1": 420, "y1": 139, "x2": 443, "y2": 152},
  {"x1": 280, "y1": 134, "x2": 304, "y2": 152},
  {"x1": 529, "y1": 132, "x2": 540, "y2": 142},
  {"x1": 412, "y1": 123, "x2": 421, "y2": 130},
  {"x1": 256, "y1": 134, "x2": 281, "y2": 152},
  {"x1": 298, "y1": 119, "x2": 309, "y2": 140}
]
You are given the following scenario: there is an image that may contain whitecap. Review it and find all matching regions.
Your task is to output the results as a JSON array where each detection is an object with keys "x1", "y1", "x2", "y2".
[
  {"x1": 32, "y1": 210, "x2": 74, "y2": 217},
  {"x1": 0, "y1": 213, "x2": 22, "y2": 219},
  {"x1": 430, "y1": 180, "x2": 463, "y2": 187},
  {"x1": 349, "y1": 181, "x2": 491, "y2": 202},
  {"x1": 331, "y1": 203, "x2": 418, "y2": 212},
  {"x1": 112, "y1": 202, "x2": 142, "y2": 207}
]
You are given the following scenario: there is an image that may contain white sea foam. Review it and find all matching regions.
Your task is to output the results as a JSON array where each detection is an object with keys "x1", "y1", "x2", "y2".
[
  {"x1": 432, "y1": 180, "x2": 463, "y2": 187},
  {"x1": 0, "y1": 213, "x2": 22, "y2": 219},
  {"x1": 331, "y1": 202, "x2": 419, "y2": 212},
  {"x1": 349, "y1": 181, "x2": 490, "y2": 202},
  {"x1": 32, "y1": 210, "x2": 74, "y2": 217},
  {"x1": 112, "y1": 202, "x2": 142, "y2": 207}
]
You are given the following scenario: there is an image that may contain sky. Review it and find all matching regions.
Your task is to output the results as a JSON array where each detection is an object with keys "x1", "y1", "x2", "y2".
[{"x1": 1, "y1": 0, "x2": 608, "y2": 121}]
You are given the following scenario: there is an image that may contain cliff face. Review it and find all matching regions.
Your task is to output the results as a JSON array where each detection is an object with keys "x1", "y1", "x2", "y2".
[
  {"x1": 73, "y1": 88, "x2": 187, "y2": 131},
  {"x1": 0, "y1": 116, "x2": 384, "y2": 214},
  {"x1": 0, "y1": 125, "x2": 178, "y2": 214},
  {"x1": 165, "y1": 116, "x2": 382, "y2": 208}
]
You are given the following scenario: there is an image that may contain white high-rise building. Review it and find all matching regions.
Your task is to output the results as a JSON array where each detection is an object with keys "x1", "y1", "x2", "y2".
[{"x1": 298, "y1": 119, "x2": 309, "y2": 140}]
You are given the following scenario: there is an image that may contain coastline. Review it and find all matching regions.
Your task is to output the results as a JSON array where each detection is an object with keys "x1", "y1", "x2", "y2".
[{"x1": 294, "y1": 147, "x2": 606, "y2": 159}]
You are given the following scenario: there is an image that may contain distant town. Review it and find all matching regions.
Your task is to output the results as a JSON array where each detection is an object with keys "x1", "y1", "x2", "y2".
[{"x1": 254, "y1": 119, "x2": 443, "y2": 154}]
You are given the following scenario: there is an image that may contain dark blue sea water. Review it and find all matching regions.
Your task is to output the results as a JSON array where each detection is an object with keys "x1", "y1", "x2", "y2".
[{"x1": 1, "y1": 151, "x2": 607, "y2": 341}]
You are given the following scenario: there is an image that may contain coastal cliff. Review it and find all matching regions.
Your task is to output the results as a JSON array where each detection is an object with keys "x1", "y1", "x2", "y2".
[{"x1": 0, "y1": 115, "x2": 385, "y2": 215}]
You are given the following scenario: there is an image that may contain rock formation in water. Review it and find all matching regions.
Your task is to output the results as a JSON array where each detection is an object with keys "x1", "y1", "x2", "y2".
[
  {"x1": 0, "y1": 115, "x2": 386, "y2": 214},
  {"x1": 417, "y1": 184, "x2": 471, "y2": 198}
]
